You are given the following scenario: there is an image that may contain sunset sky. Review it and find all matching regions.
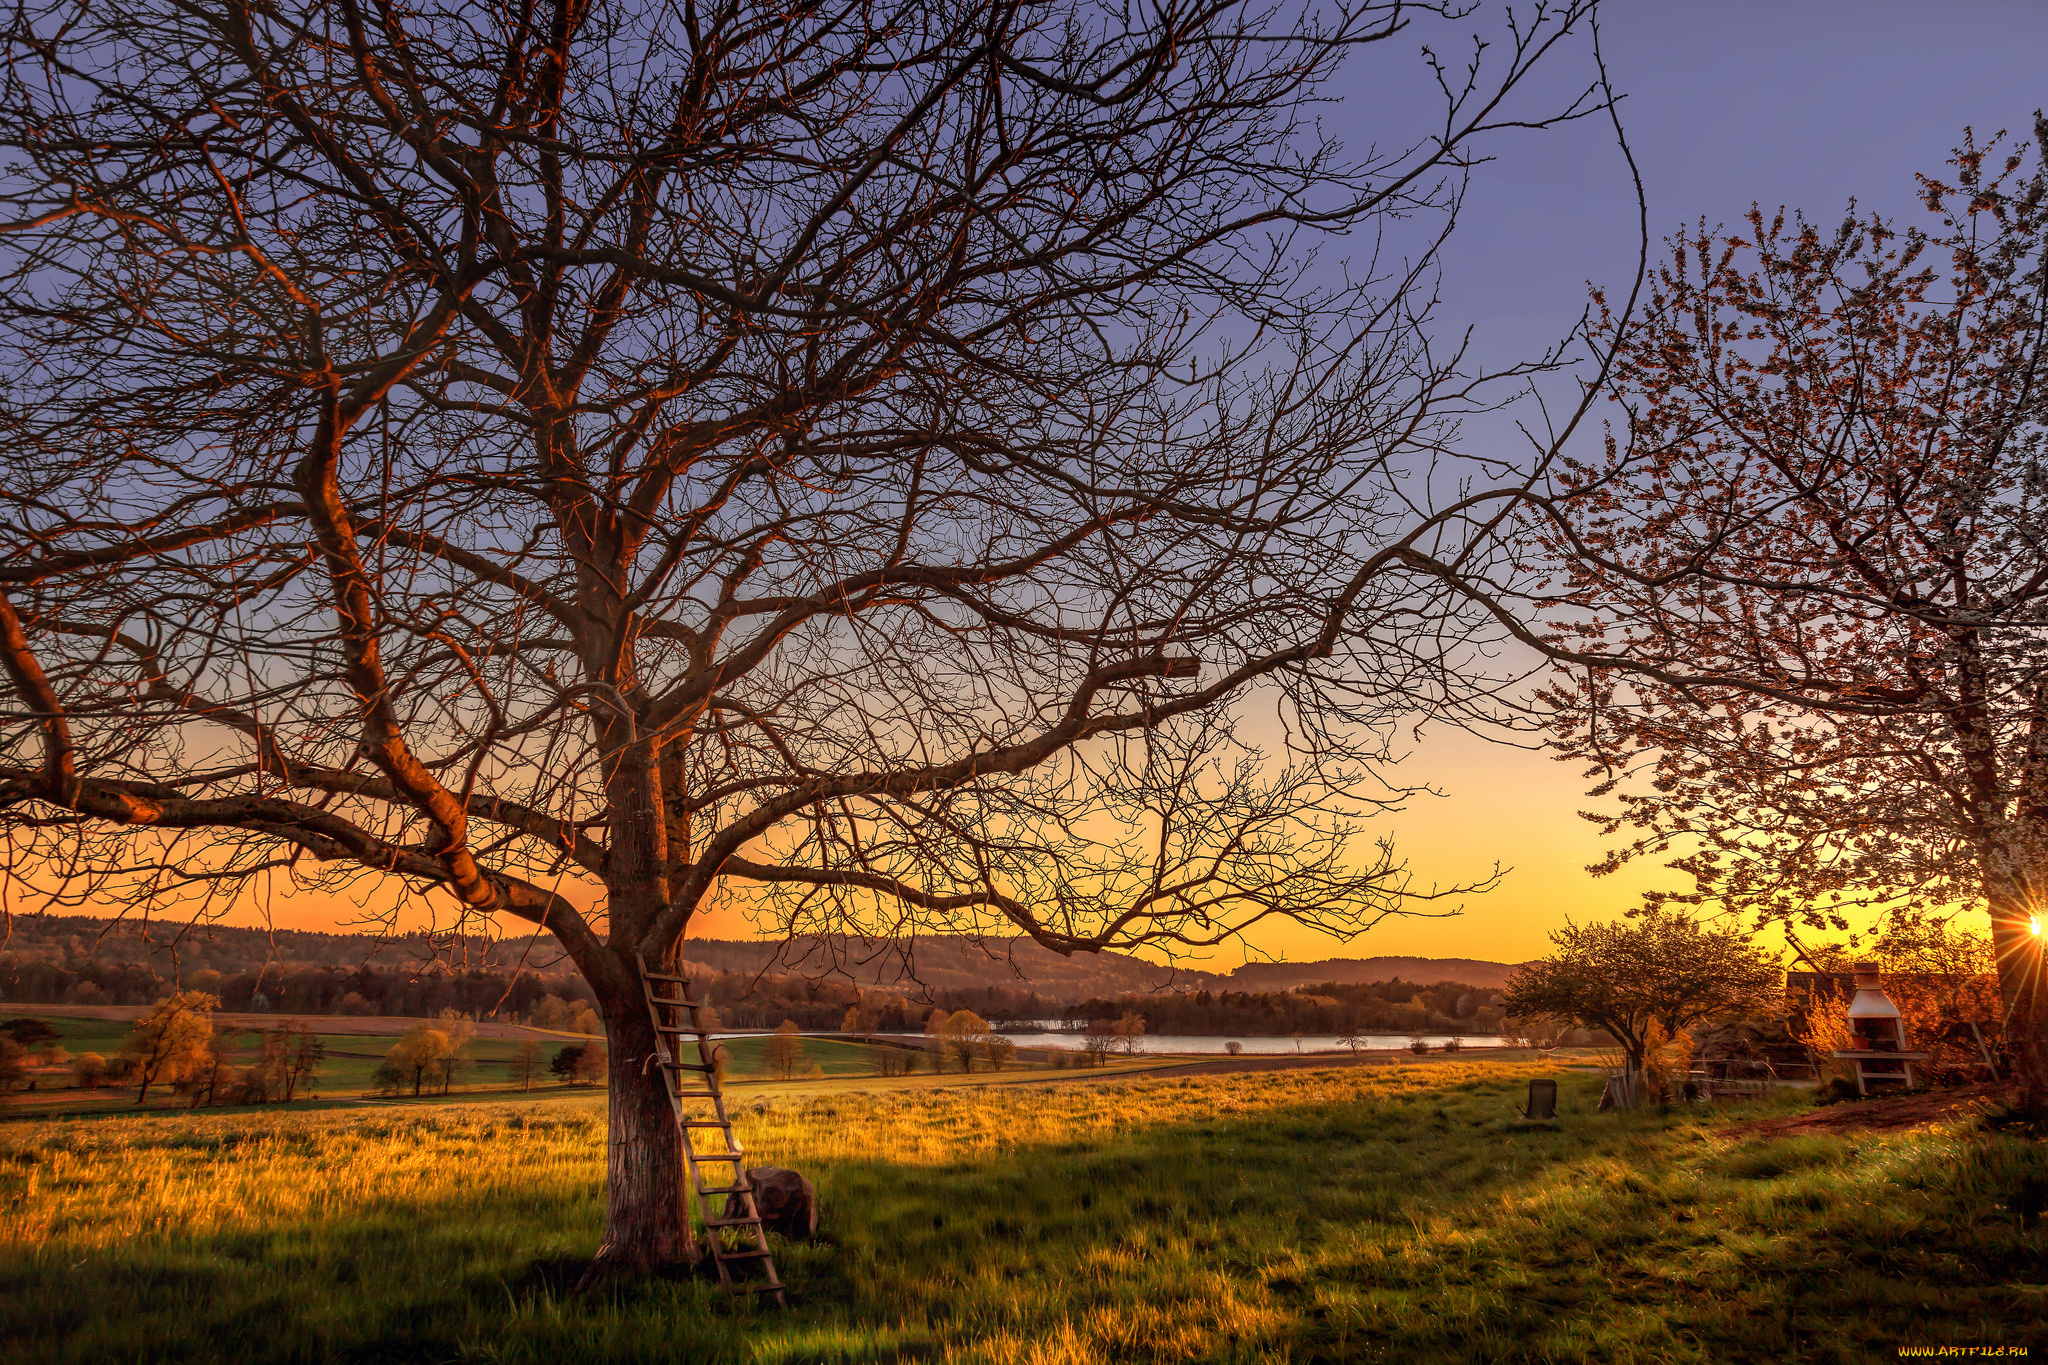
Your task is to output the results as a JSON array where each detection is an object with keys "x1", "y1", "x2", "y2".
[{"x1": 38, "y1": 1, "x2": 2048, "y2": 972}]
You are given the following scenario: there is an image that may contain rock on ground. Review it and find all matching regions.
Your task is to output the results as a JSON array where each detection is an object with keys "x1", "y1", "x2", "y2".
[{"x1": 725, "y1": 1166, "x2": 817, "y2": 1240}]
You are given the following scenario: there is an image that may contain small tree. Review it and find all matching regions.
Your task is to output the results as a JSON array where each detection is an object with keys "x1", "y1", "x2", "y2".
[
  {"x1": 241, "y1": 1028, "x2": 288, "y2": 1103},
  {"x1": 191, "y1": 1028, "x2": 238, "y2": 1107},
  {"x1": 121, "y1": 992, "x2": 218, "y2": 1105},
  {"x1": 69, "y1": 1051, "x2": 107, "y2": 1089},
  {"x1": 765, "y1": 1021, "x2": 805, "y2": 1081},
  {"x1": 1336, "y1": 1023, "x2": 1367, "y2": 1056},
  {"x1": 512, "y1": 1041, "x2": 545, "y2": 1093},
  {"x1": 281, "y1": 1023, "x2": 325, "y2": 1102},
  {"x1": 1115, "y1": 1014, "x2": 1146, "y2": 1057},
  {"x1": 549, "y1": 1045, "x2": 588, "y2": 1085},
  {"x1": 430, "y1": 1013, "x2": 476, "y2": 1095},
  {"x1": 384, "y1": 1024, "x2": 456, "y2": 1098},
  {"x1": 942, "y1": 1011, "x2": 990, "y2": 1074},
  {"x1": 1224, "y1": 1041, "x2": 1244, "y2": 1057},
  {"x1": 1082, "y1": 1020, "x2": 1117, "y2": 1067},
  {"x1": 842, "y1": 1004, "x2": 877, "y2": 1041},
  {"x1": 572, "y1": 1043, "x2": 609, "y2": 1087},
  {"x1": 984, "y1": 1035, "x2": 1019, "y2": 1073},
  {"x1": 1504, "y1": 914, "x2": 1782, "y2": 1105},
  {"x1": 0, "y1": 1037, "x2": 24, "y2": 1093},
  {"x1": 924, "y1": 1011, "x2": 951, "y2": 1074}
]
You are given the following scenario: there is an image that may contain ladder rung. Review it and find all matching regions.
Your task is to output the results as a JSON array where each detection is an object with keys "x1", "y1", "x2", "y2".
[
  {"x1": 704, "y1": 1215, "x2": 766, "y2": 1228},
  {"x1": 654, "y1": 1024, "x2": 706, "y2": 1034},
  {"x1": 680, "y1": 1120, "x2": 730, "y2": 1129},
  {"x1": 697, "y1": 1183, "x2": 752, "y2": 1196},
  {"x1": 689, "y1": 1150, "x2": 744, "y2": 1160},
  {"x1": 670, "y1": 1090, "x2": 721, "y2": 1100},
  {"x1": 662, "y1": 1060, "x2": 716, "y2": 1072},
  {"x1": 640, "y1": 969, "x2": 695, "y2": 985},
  {"x1": 718, "y1": 1248, "x2": 776, "y2": 1261}
]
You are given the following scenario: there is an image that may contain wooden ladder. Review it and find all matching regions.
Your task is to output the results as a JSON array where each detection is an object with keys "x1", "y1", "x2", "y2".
[{"x1": 635, "y1": 953, "x2": 786, "y2": 1306}]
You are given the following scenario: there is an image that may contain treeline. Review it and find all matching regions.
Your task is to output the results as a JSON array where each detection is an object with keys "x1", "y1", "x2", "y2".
[
  {"x1": 1060, "y1": 979, "x2": 1509, "y2": 1036},
  {"x1": 0, "y1": 913, "x2": 574, "y2": 975},
  {"x1": 0, "y1": 953, "x2": 596, "y2": 1021},
  {"x1": 690, "y1": 970, "x2": 1053, "y2": 1032}
]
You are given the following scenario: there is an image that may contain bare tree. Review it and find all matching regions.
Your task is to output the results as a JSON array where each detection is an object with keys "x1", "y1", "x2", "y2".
[
  {"x1": 513, "y1": 1039, "x2": 544, "y2": 1093},
  {"x1": 0, "y1": 0, "x2": 1613, "y2": 1270},
  {"x1": 765, "y1": 1019, "x2": 805, "y2": 1080}
]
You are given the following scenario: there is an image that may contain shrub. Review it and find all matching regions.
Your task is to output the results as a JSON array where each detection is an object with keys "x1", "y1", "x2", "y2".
[
  {"x1": 370, "y1": 1060, "x2": 405, "y2": 1096},
  {"x1": 549, "y1": 1044, "x2": 587, "y2": 1083},
  {"x1": 2, "y1": 1018, "x2": 61, "y2": 1049},
  {"x1": 0, "y1": 1037, "x2": 26, "y2": 1091}
]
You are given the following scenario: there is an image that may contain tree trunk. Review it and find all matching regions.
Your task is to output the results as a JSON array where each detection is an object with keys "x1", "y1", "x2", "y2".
[
  {"x1": 587, "y1": 996, "x2": 696, "y2": 1275},
  {"x1": 1987, "y1": 897, "x2": 2048, "y2": 1112}
]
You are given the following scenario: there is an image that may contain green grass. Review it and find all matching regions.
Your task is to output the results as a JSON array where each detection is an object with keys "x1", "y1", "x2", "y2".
[
  {"x1": 1, "y1": 1060, "x2": 2040, "y2": 1363},
  {"x1": 2, "y1": 1010, "x2": 999, "y2": 1113}
]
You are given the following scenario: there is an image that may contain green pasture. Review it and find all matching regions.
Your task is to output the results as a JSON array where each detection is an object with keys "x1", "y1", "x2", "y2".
[
  {"x1": 713, "y1": 1032, "x2": 1013, "y2": 1082},
  {"x1": 0, "y1": 1010, "x2": 1035, "y2": 1114},
  {"x1": 1, "y1": 1058, "x2": 2040, "y2": 1363}
]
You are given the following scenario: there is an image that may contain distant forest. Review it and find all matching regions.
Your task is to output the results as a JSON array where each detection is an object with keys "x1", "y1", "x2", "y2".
[
  {"x1": 0, "y1": 915, "x2": 592, "y2": 1020},
  {"x1": 0, "y1": 915, "x2": 1522, "y2": 1033}
]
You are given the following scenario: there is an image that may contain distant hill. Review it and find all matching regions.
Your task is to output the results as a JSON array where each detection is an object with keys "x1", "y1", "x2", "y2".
[
  {"x1": 0, "y1": 913, "x2": 579, "y2": 979},
  {"x1": 1221, "y1": 956, "x2": 1526, "y2": 991}
]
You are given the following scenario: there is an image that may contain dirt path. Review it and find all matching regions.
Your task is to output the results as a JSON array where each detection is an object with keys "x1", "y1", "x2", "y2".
[{"x1": 1732, "y1": 1083, "x2": 2012, "y2": 1139}]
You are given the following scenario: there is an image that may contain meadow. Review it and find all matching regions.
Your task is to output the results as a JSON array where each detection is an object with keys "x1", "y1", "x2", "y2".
[{"x1": 3, "y1": 1058, "x2": 2043, "y2": 1363}]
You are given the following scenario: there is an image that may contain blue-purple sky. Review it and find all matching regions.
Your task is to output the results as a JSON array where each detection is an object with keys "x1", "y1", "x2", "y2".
[{"x1": 1438, "y1": 1, "x2": 2048, "y2": 364}]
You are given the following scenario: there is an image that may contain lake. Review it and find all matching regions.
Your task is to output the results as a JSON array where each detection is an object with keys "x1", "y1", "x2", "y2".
[{"x1": 971, "y1": 1031, "x2": 1501, "y2": 1055}]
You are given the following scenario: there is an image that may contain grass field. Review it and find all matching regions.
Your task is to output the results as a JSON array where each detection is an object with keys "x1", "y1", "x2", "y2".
[{"x1": 2, "y1": 1058, "x2": 2042, "y2": 1363}]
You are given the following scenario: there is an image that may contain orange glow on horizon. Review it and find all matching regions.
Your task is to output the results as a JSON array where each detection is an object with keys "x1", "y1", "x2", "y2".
[{"x1": 10, "y1": 726, "x2": 1898, "y2": 969}]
